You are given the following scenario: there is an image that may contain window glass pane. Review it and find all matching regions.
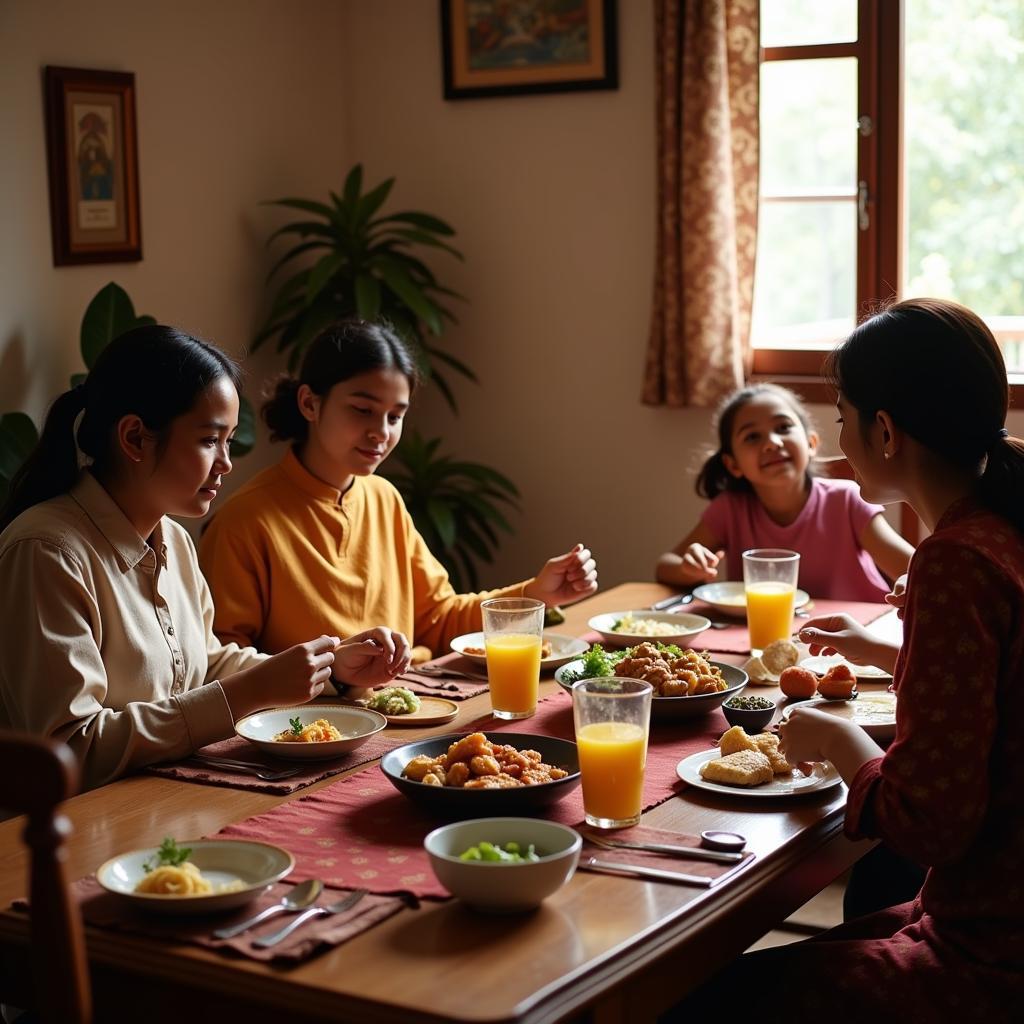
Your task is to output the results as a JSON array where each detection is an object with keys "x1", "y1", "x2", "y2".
[
  {"x1": 751, "y1": 201, "x2": 856, "y2": 347},
  {"x1": 761, "y1": 59, "x2": 857, "y2": 193},
  {"x1": 761, "y1": 0, "x2": 857, "y2": 47},
  {"x1": 904, "y1": 0, "x2": 1024, "y2": 370}
]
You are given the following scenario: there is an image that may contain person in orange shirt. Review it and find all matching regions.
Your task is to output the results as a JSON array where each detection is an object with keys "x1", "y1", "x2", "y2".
[
  {"x1": 0, "y1": 325, "x2": 408, "y2": 789},
  {"x1": 199, "y1": 319, "x2": 598, "y2": 684}
]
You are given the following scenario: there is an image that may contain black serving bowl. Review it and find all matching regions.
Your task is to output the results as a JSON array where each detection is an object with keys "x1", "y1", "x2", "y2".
[
  {"x1": 380, "y1": 732, "x2": 580, "y2": 818},
  {"x1": 721, "y1": 695, "x2": 777, "y2": 733},
  {"x1": 554, "y1": 661, "x2": 747, "y2": 722}
]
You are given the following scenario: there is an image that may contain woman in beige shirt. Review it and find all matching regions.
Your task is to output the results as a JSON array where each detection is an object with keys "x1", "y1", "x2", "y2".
[{"x1": 0, "y1": 325, "x2": 410, "y2": 790}]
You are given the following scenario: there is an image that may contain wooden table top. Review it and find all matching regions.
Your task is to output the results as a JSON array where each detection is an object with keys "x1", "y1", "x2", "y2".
[{"x1": 0, "y1": 582, "x2": 888, "y2": 1024}]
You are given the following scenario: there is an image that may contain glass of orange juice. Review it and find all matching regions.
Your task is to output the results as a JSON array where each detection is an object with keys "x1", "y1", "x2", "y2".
[
  {"x1": 742, "y1": 548, "x2": 801, "y2": 655},
  {"x1": 481, "y1": 597, "x2": 545, "y2": 720},
  {"x1": 572, "y1": 678, "x2": 653, "y2": 829}
]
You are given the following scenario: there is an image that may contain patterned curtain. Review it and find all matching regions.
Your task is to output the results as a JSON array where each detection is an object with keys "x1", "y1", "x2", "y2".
[{"x1": 643, "y1": 0, "x2": 760, "y2": 408}]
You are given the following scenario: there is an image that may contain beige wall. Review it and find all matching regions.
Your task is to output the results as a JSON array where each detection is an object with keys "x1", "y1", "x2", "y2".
[
  {"x1": 0, "y1": 0, "x2": 353, "y2": 489},
  {"x1": 5, "y1": 0, "x2": 1022, "y2": 592}
]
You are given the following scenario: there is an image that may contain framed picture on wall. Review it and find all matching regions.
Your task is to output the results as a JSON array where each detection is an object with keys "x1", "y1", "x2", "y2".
[
  {"x1": 43, "y1": 66, "x2": 142, "y2": 266},
  {"x1": 441, "y1": 0, "x2": 618, "y2": 100}
]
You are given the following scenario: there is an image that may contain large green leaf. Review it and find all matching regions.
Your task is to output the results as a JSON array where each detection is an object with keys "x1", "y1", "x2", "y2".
[
  {"x1": 306, "y1": 252, "x2": 345, "y2": 304},
  {"x1": 354, "y1": 274, "x2": 382, "y2": 318},
  {"x1": 389, "y1": 228, "x2": 464, "y2": 261},
  {"x1": 342, "y1": 164, "x2": 364, "y2": 206},
  {"x1": 376, "y1": 258, "x2": 443, "y2": 335},
  {"x1": 267, "y1": 197, "x2": 338, "y2": 222},
  {"x1": 80, "y1": 282, "x2": 137, "y2": 369},
  {"x1": 0, "y1": 412, "x2": 38, "y2": 481},
  {"x1": 374, "y1": 211, "x2": 456, "y2": 236},
  {"x1": 355, "y1": 177, "x2": 395, "y2": 227},
  {"x1": 231, "y1": 395, "x2": 256, "y2": 456}
]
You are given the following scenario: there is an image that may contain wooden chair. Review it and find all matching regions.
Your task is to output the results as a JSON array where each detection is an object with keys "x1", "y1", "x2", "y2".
[
  {"x1": 814, "y1": 455, "x2": 921, "y2": 543},
  {"x1": 0, "y1": 732, "x2": 90, "y2": 1024}
]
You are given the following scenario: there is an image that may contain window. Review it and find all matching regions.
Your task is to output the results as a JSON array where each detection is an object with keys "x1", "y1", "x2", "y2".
[{"x1": 751, "y1": 0, "x2": 1024, "y2": 383}]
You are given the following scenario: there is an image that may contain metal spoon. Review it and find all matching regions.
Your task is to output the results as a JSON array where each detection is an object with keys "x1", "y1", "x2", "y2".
[
  {"x1": 212, "y1": 878, "x2": 323, "y2": 939},
  {"x1": 253, "y1": 888, "x2": 368, "y2": 948}
]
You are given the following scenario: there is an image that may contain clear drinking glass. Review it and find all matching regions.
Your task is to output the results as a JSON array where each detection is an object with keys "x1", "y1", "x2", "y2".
[
  {"x1": 571, "y1": 678, "x2": 653, "y2": 829},
  {"x1": 481, "y1": 597, "x2": 545, "y2": 720},
  {"x1": 742, "y1": 548, "x2": 801, "y2": 655}
]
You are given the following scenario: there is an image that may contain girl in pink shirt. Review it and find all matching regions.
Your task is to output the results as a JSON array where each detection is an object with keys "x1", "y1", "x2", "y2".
[{"x1": 656, "y1": 383, "x2": 913, "y2": 600}]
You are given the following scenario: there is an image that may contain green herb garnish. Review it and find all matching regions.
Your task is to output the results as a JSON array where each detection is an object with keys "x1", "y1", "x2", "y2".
[
  {"x1": 289, "y1": 715, "x2": 303, "y2": 736},
  {"x1": 459, "y1": 841, "x2": 541, "y2": 863},
  {"x1": 142, "y1": 837, "x2": 192, "y2": 873}
]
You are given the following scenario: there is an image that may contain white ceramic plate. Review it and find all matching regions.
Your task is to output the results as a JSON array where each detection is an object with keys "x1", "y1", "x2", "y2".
[
  {"x1": 96, "y1": 840, "x2": 294, "y2": 916},
  {"x1": 800, "y1": 655, "x2": 893, "y2": 682},
  {"x1": 450, "y1": 631, "x2": 589, "y2": 669},
  {"x1": 235, "y1": 705, "x2": 387, "y2": 761},
  {"x1": 692, "y1": 582, "x2": 810, "y2": 619},
  {"x1": 676, "y1": 748, "x2": 842, "y2": 797},
  {"x1": 781, "y1": 692, "x2": 897, "y2": 741},
  {"x1": 586, "y1": 611, "x2": 712, "y2": 648}
]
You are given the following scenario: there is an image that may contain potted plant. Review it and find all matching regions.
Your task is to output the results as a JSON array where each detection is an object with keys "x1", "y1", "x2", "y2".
[
  {"x1": 0, "y1": 283, "x2": 255, "y2": 504},
  {"x1": 252, "y1": 165, "x2": 519, "y2": 588}
]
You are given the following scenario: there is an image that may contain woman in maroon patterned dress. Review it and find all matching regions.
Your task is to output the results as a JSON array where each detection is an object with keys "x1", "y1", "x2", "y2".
[{"x1": 667, "y1": 299, "x2": 1024, "y2": 1023}]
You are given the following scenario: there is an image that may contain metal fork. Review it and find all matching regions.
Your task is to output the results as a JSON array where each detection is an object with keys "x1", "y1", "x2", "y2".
[
  {"x1": 253, "y1": 888, "x2": 369, "y2": 948},
  {"x1": 406, "y1": 665, "x2": 488, "y2": 681},
  {"x1": 187, "y1": 755, "x2": 302, "y2": 781},
  {"x1": 585, "y1": 832, "x2": 743, "y2": 864}
]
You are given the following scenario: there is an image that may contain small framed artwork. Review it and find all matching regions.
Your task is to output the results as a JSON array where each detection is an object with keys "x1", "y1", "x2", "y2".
[
  {"x1": 43, "y1": 66, "x2": 142, "y2": 266},
  {"x1": 441, "y1": 0, "x2": 618, "y2": 100}
]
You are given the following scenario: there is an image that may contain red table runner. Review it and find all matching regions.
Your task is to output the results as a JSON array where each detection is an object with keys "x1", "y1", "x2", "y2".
[{"x1": 214, "y1": 692, "x2": 727, "y2": 900}]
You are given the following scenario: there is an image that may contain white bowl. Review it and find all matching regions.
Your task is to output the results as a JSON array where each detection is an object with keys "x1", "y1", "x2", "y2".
[
  {"x1": 450, "y1": 631, "x2": 589, "y2": 669},
  {"x1": 96, "y1": 839, "x2": 294, "y2": 916},
  {"x1": 587, "y1": 610, "x2": 711, "y2": 648},
  {"x1": 424, "y1": 817, "x2": 581, "y2": 912},
  {"x1": 235, "y1": 705, "x2": 387, "y2": 761},
  {"x1": 692, "y1": 582, "x2": 810, "y2": 619}
]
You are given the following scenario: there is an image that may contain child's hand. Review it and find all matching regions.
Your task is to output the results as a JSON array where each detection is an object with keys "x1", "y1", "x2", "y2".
[
  {"x1": 885, "y1": 573, "x2": 909, "y2": 619},
  {"x1": 680, "y1": 544, "x2": 725, "y2": 583},
  {"x1": 334, "y1": 627, "x2": 412, "y2": 694},
  {"x1": 525, "y1": 543, "x2": 598, "y2": 607}
]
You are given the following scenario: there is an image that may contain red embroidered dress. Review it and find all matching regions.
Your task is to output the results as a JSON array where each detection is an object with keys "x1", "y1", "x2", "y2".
[{"x1": 678, "y1": 499, "x2": 1024, "y2": 1022}]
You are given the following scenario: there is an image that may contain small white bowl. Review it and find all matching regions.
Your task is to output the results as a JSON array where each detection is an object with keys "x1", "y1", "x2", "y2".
[
  {"x1": 587, "y1": 610, "x2": 711, "y2": 648},
  {"x1": 96, "y1": 839, "x2": 294, "y2": 916},
  {"x1": 235, "y1": 705, "x2": 387, "y2": 761},
  {"x1": 424, "y1": 817, "x2": 581, "y2": 912}
]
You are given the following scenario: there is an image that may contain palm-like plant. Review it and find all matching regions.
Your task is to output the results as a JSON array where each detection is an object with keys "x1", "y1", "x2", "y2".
[
  {"x1": 381, "y1": 431, "x2": 519, "y2": 593},
  {"x1": 252, "y1": 164, "x2": 473, "y2": 412},
  {"x1": 0, "y1": 283, "x2": 256, "y2": 503}
]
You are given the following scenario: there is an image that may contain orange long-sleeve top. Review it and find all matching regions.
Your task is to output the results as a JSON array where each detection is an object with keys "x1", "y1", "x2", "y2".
[{"x1": 199, "y1": 448, "x2": 530, "y2": 661}]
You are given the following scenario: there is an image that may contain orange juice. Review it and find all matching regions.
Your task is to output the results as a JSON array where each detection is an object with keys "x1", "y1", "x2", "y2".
[
  {"x1": 485, "y1": 633, "x2": 542, "y2": 717},
  {"x1": 576, "y1": 721, "x2": 647, "y2": 824},
  {"x1": 745, "y1": 581, "x2": 796, "y2": 653}
]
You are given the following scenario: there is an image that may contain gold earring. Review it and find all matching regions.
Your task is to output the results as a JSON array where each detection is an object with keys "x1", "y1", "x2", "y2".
[{"x1": 883, "y1": 450, "x2": 892, "y2": 460}]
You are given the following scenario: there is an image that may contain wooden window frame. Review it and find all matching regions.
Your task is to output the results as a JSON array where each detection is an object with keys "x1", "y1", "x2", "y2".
[{"x1": 752, "y1": 0, "x2": 1024, "y2": 411}]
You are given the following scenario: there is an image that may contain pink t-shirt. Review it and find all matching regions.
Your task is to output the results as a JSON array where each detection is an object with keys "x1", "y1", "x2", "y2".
[{"x1": 701, "y1": 477, "x2": 890, "y2": 601}]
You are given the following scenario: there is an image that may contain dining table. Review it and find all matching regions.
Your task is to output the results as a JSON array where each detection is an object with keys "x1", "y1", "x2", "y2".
[{"x1": 0, "y1": 582, "x2": 899, "y2": 1024}]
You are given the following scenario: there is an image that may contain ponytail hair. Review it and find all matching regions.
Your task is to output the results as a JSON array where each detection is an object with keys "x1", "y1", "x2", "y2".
[
  {"x1": 1, "y1": 325, "x2": 241, "y2": 531},
  {"x1": 695, "y1": 383, "x2": 817, "y2": 500},
  {"x1": 826, "y1": 297, "x2": 1024, "y2": 534},
  {"x1": 262, "y1": 319, "x2": 420, "y2": 443}
]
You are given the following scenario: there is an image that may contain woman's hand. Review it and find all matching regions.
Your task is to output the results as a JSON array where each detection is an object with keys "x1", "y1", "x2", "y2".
[
  {"x1": 885, "y1": 573, "x2": 909, "y2": 619},
  {"x1": 779, "y1": 706, "x2": 883, "y2": 785},
  {"x1": 333, "y1": 627, "x2": 412, "y2": 695},
  {"x1": 221, "y1": 634, "x2": 341, "y2": 718},
  {"x1": 525, "y1": 543, "x2": 598, "y2": 607}
]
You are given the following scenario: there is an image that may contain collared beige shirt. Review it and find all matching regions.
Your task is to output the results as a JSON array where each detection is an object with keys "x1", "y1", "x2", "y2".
[{"x1": 0, "y1": 472, "x2": 266, "y2": 790}]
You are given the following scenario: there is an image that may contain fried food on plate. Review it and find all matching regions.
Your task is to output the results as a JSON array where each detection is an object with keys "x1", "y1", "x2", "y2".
[{"x1": 700, "y1": 750, "x2": 774, "y2": 787}]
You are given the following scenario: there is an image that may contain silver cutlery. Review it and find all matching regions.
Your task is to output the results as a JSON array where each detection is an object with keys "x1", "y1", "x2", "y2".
[
  {"x1": 397, "y1": 675, "x2": 461, "y2": 692},
  {"x1": 187, "y1": 755, "x2": 301, "y2": 781},
  {"x1": 253, "y1": 888, "x2": 369, "y2": 948},
  {"x1": 213, "y1": 878, "x2": 324, "y2": 939},
  {"x1": 410, "y1": 665, "x2": 488, "y2": 681},
  {"x1": 581, "y1": 857, "x2": 714, "y2": 888},
  {"x1": 585, "y1": 833, "x2": 743, "y2": 864},
  {"x1": 650, "y1": 593, "x2": 694, "y2": 611}
]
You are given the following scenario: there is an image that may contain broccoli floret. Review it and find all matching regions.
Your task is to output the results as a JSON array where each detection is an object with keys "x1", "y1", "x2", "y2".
[{"x1": 366, "y1": 686, "x2": 421, "y2": 716}]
